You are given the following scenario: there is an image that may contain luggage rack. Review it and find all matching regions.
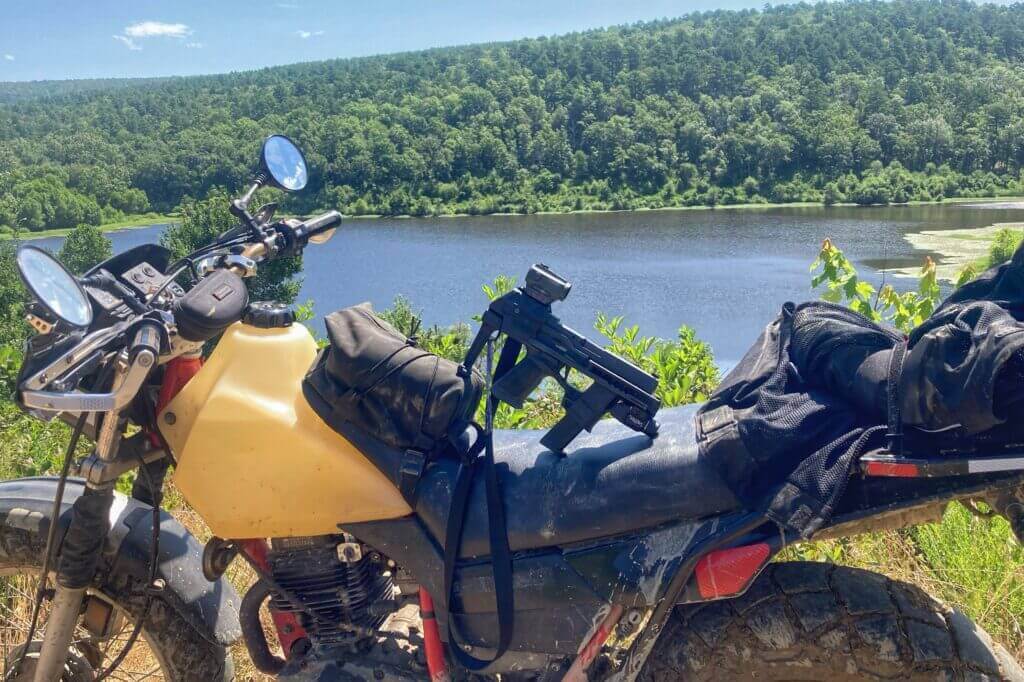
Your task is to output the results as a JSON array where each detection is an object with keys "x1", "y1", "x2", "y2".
[{"x1": 860, "y1": 448, "x2": 1024, "y2": 479}]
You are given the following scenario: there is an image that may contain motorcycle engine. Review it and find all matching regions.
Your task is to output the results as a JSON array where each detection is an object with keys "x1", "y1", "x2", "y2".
[{"x1": 268, "y1": 534, "x2": 396, "y2": 647}]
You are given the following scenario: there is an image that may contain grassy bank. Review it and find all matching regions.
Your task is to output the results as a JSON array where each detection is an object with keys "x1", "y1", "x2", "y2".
[
  {"x1": 6, "y1": 194, "x2": 1019, "y2": 241},
  {"x1": 342, "y1": 194, "x2": 1024, "y2": 220},
  {"x1": 0, "y1": 213, "x2": 178, "y2": 240}
]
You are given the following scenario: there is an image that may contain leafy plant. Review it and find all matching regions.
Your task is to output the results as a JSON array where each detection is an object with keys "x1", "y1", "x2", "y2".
[
  {"x1": 811, "y1": 238, "x2": 940, "y2": 333},
  {"x1": 378, "y1": 295, "x2": 471, "y2": 364},
  {"x1": 481, "y1": 275, "x2": 517, "y2": 304},
  {"x1": 956, "y1": 227, "x2": 1024, "y2": 286},
  {"x1": 955, "y1": 262, "x2": 980, "y2": 289},
  {"x1": 988, "y1": 228, "x2": 1024, "y2": 267},
  {"x1": 58, "y1": 224, "x2": 112, "y2": 274},
  {"x1": 595, "y1": 314, "x2": 718, "y2": 406}
]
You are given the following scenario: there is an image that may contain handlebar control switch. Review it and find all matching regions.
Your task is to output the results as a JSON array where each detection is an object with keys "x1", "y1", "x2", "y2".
[{"x1": 243, "y1": 302, "x2": 295, "y2": 329}]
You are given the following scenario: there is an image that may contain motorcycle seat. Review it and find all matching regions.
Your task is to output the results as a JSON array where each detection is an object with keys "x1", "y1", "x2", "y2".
[{"x1": 412, "y1": 403, "x2": 742, "y2": 558}]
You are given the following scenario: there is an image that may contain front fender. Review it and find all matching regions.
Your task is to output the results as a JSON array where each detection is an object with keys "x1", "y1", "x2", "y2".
[{"x1": 0, "y1": 476, "x2": 241, "y2": 646}]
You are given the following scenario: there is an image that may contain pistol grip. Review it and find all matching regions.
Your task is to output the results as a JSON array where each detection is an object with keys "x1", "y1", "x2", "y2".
[{"x1": 492, "y1": 352, "x2": 549, "y2": 408}]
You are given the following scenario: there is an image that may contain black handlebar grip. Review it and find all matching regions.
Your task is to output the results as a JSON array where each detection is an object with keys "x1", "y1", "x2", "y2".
[
  {"x1": 280, "y1": 211, "x2": 343, "y2": 256},
  {"x1": 298, "y1": 210, "x2": 342, "y2": 238}
]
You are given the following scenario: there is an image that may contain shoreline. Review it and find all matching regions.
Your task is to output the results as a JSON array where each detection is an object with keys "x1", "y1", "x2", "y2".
[
  {"x1": 341, "y1": 194, "x2": 1024, "y2": 220},
  {"x1": 9, "y1": 194, "x2": 1024, "y2": 245},
  {"x1": 890, "y1": 221, "x2": 1024, "y2": 282},
  {"x1": 2, "y1": 213, "x2": 178, "y2": 241}
]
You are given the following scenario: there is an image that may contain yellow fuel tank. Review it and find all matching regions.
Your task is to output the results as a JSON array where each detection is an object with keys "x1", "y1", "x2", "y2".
[{"x1": 160, "y1": 321, "x2": 411, "y2": 539}]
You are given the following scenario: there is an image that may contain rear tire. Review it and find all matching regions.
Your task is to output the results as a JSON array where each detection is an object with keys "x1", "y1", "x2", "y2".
[{"x1": 641, "y1": 561, "x2": 1024, "y2": 681}]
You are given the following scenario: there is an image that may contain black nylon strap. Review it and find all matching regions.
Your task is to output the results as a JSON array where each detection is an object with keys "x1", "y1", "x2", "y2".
[
  {"x1": 887, "y1": 340, "x2": 908, "y2": 454},
  {"x1": 442, "y1": 339, "x2": 515, "y2": 671},
  {"x1": 443, "y1": 431, "x2": 514, "y2": 670}
]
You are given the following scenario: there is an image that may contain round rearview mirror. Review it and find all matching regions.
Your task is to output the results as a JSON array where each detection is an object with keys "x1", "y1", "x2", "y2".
[
  {"x1": 16, "y1": 246, "x2": 93, "y2": 329},
  {"x1": 260, "y1": 135, "x2": 308, "y2": 192}
]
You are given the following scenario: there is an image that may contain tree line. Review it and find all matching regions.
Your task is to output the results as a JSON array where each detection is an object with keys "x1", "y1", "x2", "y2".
[{"x1": 5, "y1": 0, "x2": 1024, "y2": 230}]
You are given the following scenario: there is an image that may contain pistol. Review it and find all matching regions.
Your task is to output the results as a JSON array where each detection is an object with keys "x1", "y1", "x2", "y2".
[{"x1": 463, "y1": 264, "x2": 661, "y2": 453}]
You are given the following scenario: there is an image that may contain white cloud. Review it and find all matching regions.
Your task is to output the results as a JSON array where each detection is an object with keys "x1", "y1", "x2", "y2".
[
  {"x1": 113, "y1": 35, "x2": 141, "y2": 51},
  {"x1": 114, "y1": 21, "x2": 193, "y2": 50},
  {"x1": 2, "y1": 54, "x2": 13, "y2": 61},
  {"x1": 185, "y1": 41, "x2": 204, "y2": 49},
  {"x1": 296, "y1": 29, "x2": 324, "y2": 39},
  {"x1": 124, "y1": 21, "x2": 190, "y2": 39}
]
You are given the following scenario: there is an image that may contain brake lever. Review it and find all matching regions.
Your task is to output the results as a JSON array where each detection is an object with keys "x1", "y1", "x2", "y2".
[
  {"x1": 20, "y1": 322, "x2": 130, "y2": 391},
  {"x1": 20, "y1": 325, "x2": 161, "y2": 414}
]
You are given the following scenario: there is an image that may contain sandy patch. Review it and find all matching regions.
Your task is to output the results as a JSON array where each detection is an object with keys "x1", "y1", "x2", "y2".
[{"x1": 891, "y1": 222, "x2": 1024, "y2": 281}]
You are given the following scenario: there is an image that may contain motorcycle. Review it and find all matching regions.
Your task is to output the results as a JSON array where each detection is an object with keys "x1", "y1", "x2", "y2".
[{"x1": 2, "y1": 134, "x2": 1024, "y2": 681}]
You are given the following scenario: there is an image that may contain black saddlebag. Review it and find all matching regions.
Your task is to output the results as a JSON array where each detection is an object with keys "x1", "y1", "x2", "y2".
[{"x1": 303, "y1": 304, "x2": 484, "y2": 499}]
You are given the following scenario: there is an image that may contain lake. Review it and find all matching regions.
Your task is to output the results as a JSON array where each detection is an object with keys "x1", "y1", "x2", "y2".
[{"x1": 30, "y1": 203, "x2": 1024, "y2": 366}]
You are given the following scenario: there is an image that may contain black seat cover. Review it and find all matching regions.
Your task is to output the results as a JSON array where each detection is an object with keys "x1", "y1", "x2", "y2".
[{"x1": 414, "y1": 404, "x2": 742, "y2": 558}]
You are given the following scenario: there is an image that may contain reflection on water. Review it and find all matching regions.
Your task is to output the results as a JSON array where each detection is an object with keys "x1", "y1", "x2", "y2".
[{"x1": 29, "y1": 203, "x2": 1024, "y2": 365}]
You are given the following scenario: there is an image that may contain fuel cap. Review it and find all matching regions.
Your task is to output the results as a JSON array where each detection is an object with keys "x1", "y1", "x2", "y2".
[{"x1": 243, "y1": 302, "x2": 295, "y2": 329}]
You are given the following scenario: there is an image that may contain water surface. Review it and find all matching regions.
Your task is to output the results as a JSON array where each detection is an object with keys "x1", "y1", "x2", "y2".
[{"x1": 30, "y1": 203, "x2": 1024, "y2": 365}]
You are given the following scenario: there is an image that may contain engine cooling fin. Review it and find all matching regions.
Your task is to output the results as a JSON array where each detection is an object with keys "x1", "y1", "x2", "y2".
[{"x1": 268, "y1": 534, "x2": 395, "y2": 647}]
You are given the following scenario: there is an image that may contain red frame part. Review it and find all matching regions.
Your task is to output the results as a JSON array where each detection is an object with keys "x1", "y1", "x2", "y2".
[
  {"x1": 418, "y1": 589, "x2": 450, "y2": 682},
  {"x1": 148, "y1": 355, "x2": 203, "y2": 447},
  {"x1": 562, "y1": 604, "x2": 624, "y2": 682},
  {"x1": 863, "y1": 460, "x2": 921, "y2": 478},
  {"x1": 239, "y1": 539, "x2": 310, "y2": 658}
]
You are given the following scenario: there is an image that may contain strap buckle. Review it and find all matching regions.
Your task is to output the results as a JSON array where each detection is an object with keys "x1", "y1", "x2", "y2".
[
  {"x1": 458, "y1": 423, "x2": 487, "y2": 465},
  {"x1": 399, "y1": 449, "x2": 428, "y2": 503}
]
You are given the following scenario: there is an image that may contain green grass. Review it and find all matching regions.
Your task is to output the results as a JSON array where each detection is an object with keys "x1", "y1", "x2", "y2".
[
  {"x1": 913, "y1": 506, "x2": 1024, "y2": 650},
  {"x1": 1, "y1": 213, "x2": 178, "y2": 240},
  {"x1": 0, "y1": 402, "x2": 74, "y2": 479}
]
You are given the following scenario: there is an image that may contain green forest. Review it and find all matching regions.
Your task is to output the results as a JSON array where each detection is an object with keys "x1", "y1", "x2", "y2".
[{"x1": 6, "y1": 0, "x2": 1024, "y2": 231}]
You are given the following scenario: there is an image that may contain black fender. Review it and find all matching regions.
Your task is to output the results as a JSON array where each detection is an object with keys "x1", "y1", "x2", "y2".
[{"x1": 0, "y1": 476, "x2": 241, "y2": 646}]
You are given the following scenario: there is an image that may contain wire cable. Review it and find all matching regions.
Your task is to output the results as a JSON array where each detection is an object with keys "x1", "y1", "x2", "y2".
[
  {"x1": 8, "y1": 411, "x2": 89, "y2": 678},
  {"x1": 92, "y1": 453, "x2": 161, "y2": 681}
]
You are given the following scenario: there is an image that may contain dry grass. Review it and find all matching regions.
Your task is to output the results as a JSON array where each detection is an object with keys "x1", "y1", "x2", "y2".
[
  {"x1": 170, "y1": 503, "x2": 273, "y2": 682},
  {"x1": 1, "y1": 574, "x2": 170, "y2": 680}
]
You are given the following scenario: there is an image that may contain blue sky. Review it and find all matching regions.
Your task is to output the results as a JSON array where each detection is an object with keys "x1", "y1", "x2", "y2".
[{"x1": 2, "y1": 0, "x2": 776, "y2": 82}]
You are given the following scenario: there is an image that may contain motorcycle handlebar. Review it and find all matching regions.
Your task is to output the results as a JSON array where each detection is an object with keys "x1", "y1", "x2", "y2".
[
  {"x1": 289, "y1": 210, "x2": 342, "y2": 247},
  {"x1": 237, "y1": 211, "x2": 341, "y2": 261},
  {"x1": 17, "y1": 208, "x2": 343, "y2": 414}
]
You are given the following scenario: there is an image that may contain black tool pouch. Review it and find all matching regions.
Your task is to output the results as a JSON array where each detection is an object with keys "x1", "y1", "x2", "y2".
[
  {"x1": 171, "y1": 269, "x2": 249, "y2": 342},
  {"x1": 303, "y1": 303, "x2": 483, "y2": 500}
]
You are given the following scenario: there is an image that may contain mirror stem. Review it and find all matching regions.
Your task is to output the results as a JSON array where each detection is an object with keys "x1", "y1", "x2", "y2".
[
  {"x1": 231, "y1": 176, "x2": 266, "y2": 235},
  {"x1": 236, "y1": 175, "x2": 265, "y2": 212}
]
